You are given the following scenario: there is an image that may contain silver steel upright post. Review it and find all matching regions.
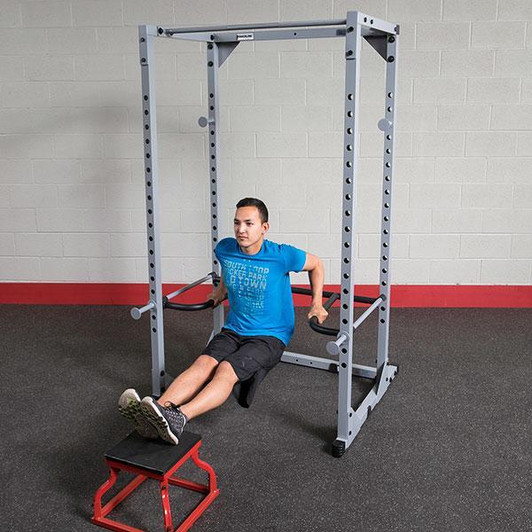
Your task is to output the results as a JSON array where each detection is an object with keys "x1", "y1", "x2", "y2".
[
  {"x1": 334, "y1": 10, "x2": 362, "y2": 457},
  {"x1": 206, "y1": 41, "x2": 224, "y2": 334},
  {"x1": 139, "y1": 25, "x2": 166, "y2": 396},
  {"x1": 376, "y1": 33, "x2": 398, "y2": 392}
]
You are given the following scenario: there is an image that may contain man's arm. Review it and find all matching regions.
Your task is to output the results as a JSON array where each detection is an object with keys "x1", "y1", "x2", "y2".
[
  {"x1": 209, "y1": 276, "x2": 227, "y2": 307},
  {"x1": 302, "y1": 253, "x2": 328, "y2": 324}
]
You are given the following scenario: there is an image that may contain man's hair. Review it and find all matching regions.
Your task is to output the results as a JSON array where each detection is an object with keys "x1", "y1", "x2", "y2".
[{"x1": 236, "y1": 197, "x2": 269, "y2": 223}]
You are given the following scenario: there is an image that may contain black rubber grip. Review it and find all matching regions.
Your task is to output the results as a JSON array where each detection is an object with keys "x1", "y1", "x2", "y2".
[
  {"x1": 164, "y1": 297, "x2": 215, "y2": 311},
  {"x1": 291, "y1": 286, "x2": 384, "y2": 337},
  {"x1": 291, "y1": 287, "x2": 340, "y2": 336},
  {"x1": 163, "y1": 271, "x2": 225, "y2": 311},
  {"x1": 309, "y1": 293, "x2": 341, "y2": 336},
  {"x1": 292, "y1": 286, "x2": 337, "y2": 298}
]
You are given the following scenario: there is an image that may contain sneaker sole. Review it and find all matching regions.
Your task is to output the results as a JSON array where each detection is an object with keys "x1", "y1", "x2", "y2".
[
  {"x1": 118, "y1": 390, "x2": 158, "y2": 440},
  {"x1": 140, "y1": 398, "x2": 180, "y2": 445}
]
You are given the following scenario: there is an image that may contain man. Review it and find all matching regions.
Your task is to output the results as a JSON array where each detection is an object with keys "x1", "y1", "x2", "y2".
[{"x1": 119, "y1": 197, "x2": 328, "y2": 444}]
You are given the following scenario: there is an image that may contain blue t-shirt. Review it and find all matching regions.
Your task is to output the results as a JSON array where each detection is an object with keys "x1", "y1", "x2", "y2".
[{"x1": 215, "y1": 238, "x2": 307, "y2": 346}]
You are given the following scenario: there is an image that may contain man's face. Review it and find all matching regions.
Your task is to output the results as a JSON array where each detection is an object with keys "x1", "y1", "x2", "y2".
[{"x1": 233, "y1": 206, "x2": 269, "y2": 250}]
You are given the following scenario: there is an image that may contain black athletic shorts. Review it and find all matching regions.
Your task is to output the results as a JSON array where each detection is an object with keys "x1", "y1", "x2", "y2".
[{"x1": 203, "y1": 328, "x2": 285, "y2": 408}]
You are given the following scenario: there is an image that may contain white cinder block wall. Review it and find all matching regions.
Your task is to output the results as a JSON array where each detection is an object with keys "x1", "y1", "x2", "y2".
[{"x1": 1, "y1": 0, "x2": 531, "y2": 285}]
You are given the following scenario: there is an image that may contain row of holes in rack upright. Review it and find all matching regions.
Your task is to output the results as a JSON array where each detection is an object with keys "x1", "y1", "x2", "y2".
[
  {"x1": 341, "y1": 82, "x2": 390, "y2": 317},
  {"x1": 382, "y1": 78, "x2": 393, "y2": 281},
  {"x1": 142, "y1": 76, "x2": 157, "y2": 340},
  {"x1": 205, "y1": 64, "x2": 219, "y2": 264}
]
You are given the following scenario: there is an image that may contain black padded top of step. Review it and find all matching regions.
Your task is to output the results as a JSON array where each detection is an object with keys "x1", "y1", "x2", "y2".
[{"x1": 104, "y1": 431, "x2": 202, "y2": 475}]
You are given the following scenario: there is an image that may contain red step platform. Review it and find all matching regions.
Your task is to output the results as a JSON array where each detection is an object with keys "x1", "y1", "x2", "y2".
[{"x1": 91, "y1": 431, "x2": 219, "y2": 532}]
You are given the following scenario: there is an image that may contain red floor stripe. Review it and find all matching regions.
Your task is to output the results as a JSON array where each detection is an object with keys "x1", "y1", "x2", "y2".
[{"x1": 1, "y1": 283, "x2": 531, "y2": 307}]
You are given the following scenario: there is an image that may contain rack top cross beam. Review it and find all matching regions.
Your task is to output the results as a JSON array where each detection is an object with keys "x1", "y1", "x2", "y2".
[{"x1": 156, "y1": 13, "x2": 399, "y2": 42}]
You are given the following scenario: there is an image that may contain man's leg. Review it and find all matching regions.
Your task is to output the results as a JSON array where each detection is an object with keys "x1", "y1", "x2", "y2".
[
  {"x1": 158, "y1": 354, "x2": 219, "y2": 406},
  {"x1": 140, "y1": 360, "x2": 238, "y2": 445},
  {"x1": 179, "y1": 361, "x2": 239, "y2": 421}
]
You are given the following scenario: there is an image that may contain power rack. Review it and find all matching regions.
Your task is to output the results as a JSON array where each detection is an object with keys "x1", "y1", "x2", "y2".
[{"x1": 132, "y1": 12, "x2": 399, "y2": 457}]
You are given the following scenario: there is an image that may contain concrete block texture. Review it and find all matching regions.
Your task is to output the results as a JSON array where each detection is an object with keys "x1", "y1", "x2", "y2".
[
  {"x1": 22, "y1": 2, "x2": 71, "y2": 28},
  {"x1": 495, "y1": 50, "x2": 532, "y2": 77},
  {"x1": 498, "y1": 0, "x2": 532, "y2": 20},
  {"x1": 64, "y1": 233, "x2": 110, "y2": 257},
  {"x1": 437, "y1": 105, "x2": 490, "y2": 131},
  {"x1": 443, "y1": 0, "x2": 497, "y2": 21},
  {"x1": 480, "y1": 260, "x2": 531, "y2": 284},
  {"x1": 1, "y1": 160, "x2": 32, "y2": 184},
  {"x1": 2, "y1": 82, "x2": 50, "y2": 108},
  {"x1": 466, "y1": 132, "x2": 517, "y2": 157},
  {"x1": 0, "y1": 1, "x2": 21, "y2": 28},
  {"x1": 15, "y1": 233, "x2": 63, "y2": 257},
  {"x1": 88, "y1": 258, "x2": 136, "y2": 281},
  {"x1": 1, "y1": 57, "x2": 24, "y2": 81},
  {"x1": 467, "y1": 78, "x2": 520, "y2": 104},
  {"x1": 518, "y1": 133, "x2": 532, "y2": 156},
  {"x1": 461, "y1": 184, "x2": 513, "y2": 209},
  {"x1": 410, "y1": 235, "x2": 460, "y2": 259},
  {"x1": 483, "y1": 210, "x2": 532, "y2": 234},
  {"x1": 460, "y1": 235, "x2": 511, "y2": 258},
  {"x1": 472, "y1": 22, "x2": 526, "y2": 49},
  {"x1": 491, "y1": 106, "x2": 532, "y2": 131},
  {"x1": 441, "y1": 50, "x2": 494, "y2": 77},
  {"x1": 414, "y1": 78, "x2": 466, "y2": 104},
  {"x1": 511, "y1": 235, "x2": 532, "y2": 258},
  {"x1": 0, "y1": 234, "x2": 15, "y2": 256},
  {"x1": 26, "y1": 55, "x2": 74, "y2": 81},
  {"x1": 392, "y1": 259, "x2": 431, "y2": 283},
  {"x1": 0, "y1": 0, "x2": 529, "y2": 285},
  {"x1": 0, "y1": 257, "x2": 41, "y2": 281},
  {"x1": 388, "y1": 0, "x2": 442, "y2": 22},
  {"x1": 72, "y1": 1, "x2": 123, "y2": 27},
  {"x1": 487, "y1": 158, "x2": 532, "y2": 184},
  {"x1": 435, "y1": 157, "x2": 487, "y2": 184},
  {"x1": 416, "y1": 23, "x2": 470, "y2": 51},
  {"x1": 430, "y1": 259, "x2": 481, "y2": 283}
]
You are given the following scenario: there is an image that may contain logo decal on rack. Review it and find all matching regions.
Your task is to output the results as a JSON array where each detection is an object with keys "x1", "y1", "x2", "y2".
[{"x1": 236, "y1": 33, "x2": 254, "y2": 41}]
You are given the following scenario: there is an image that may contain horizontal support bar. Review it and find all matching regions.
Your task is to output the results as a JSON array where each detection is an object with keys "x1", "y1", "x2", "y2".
[
  {"x1": 168, "y1": 476, "x2": 209, "y2": 494},
  {"x1": 353, "y1": 297, "x2": 383, "y2": 330},
  {"x1": 163, "y1": 32, "x2": 213, "y2": 42},
  {"x1": 281, "y1": 351, "x2": 378, "y2": 379},
  {"x1": 163, "y1": 18, "x2": 348, "y2": 35},
  {"x1": 165, "y1": 272, "x2": 215, "y2": 302},
  {"x1": 352, "y1": 364, "x2": 378, "y2": 380},
  {"x1": 281, "y1": 351, "x2": 337, "y2": 372},
  {"x1": 163, "y1": 27, "x2": 345, "y2": 43},
  {"x1": 213, "y1": 27, "x2": 346, "y2": 42}
]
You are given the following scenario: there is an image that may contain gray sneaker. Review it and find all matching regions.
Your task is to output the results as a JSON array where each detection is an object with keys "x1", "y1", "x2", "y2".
[
  {"x1": 140, "y1": 396, "x2": 187, "y2": 445},
  {"x1": 118, "y1": 389, "x2": 159, "y2": 440}
]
